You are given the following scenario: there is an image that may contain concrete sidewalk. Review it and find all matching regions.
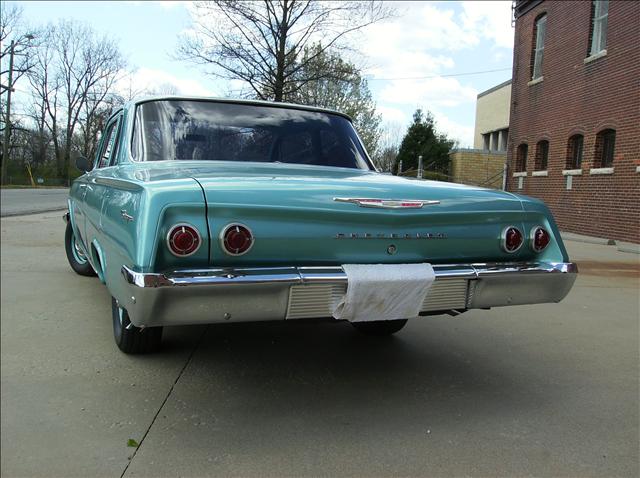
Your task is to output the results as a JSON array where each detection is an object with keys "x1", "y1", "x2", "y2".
[{"x1": 1, "y1": 213, "x2": 638, "y2": 477}]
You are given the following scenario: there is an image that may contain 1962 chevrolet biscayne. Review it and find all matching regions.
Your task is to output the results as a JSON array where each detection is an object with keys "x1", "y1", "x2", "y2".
[{"x1": 64, "y1": 96, "x2": 577, "y2": 354}]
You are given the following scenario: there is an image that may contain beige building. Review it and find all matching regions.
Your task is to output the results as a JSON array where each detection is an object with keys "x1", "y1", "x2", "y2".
[
  {"x1": 473, "y1": 79, "x2": 511, "y2": 151},
  {"x1": 449, "y1": 79, "x2": 511, "y2": 189}
]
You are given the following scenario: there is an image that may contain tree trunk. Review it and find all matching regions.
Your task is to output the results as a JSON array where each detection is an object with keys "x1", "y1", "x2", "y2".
[{"x1": 273, "y1": 0, "x2": 289, "y2": 102}]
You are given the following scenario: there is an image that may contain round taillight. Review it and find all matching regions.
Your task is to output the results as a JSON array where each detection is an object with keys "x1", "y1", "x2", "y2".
[
  {"x1": 167, "y1": 224, "x2": 201, "y2": 257},
  {"x1": 531, "y1": 226, "x2": 551, "y2": 252},
  {"x1": 221, "y1": 223, "x2": 253, "y2": 256},
  {"x1": 502, "y1": 226, "x2": 523, "y2": 253}
]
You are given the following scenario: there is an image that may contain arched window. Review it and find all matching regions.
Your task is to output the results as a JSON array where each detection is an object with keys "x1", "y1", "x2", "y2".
[
  {"x1": 535, "y1": 140, "x2": 549, "y2": 171},
  {"x1": 594, "y1": 129, "x2": 616, "y2": 168},
  {"x1": 531, "y1": 14, "x2": 547, "y2": 80},
  {"x1": 589, "y1": 0, "x2": 609, "y2": 56},
  {"x1": 516, "y1": 143, "x2": 528, "y2": 172},
  {"x1": 566, "y1": 135, "x2": 584, "y2": 169}
]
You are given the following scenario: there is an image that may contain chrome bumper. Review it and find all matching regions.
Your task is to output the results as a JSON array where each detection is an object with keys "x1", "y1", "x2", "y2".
[{"x1": 118, "y1": 262, "x2": 578, "y2": 327}]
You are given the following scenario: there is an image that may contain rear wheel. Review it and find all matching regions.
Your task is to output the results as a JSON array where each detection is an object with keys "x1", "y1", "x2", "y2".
[
  {"x1": 351, "y1": 319, "x2": 409, "y2": 336},
  {"x1": 64, "y1": 221, "x2": 96, "y2": 277},
  {"x1": 112, "y1": 297, "x2": 163, "y2": 354}
]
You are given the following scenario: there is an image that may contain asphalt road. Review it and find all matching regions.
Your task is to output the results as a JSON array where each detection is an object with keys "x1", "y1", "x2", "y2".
[
  {"x1": 0, "y1": 187, "x2": 69, "y2": 217},
  {"x1": 1, "y1": 212, "x2": 638, "y2": 477}
]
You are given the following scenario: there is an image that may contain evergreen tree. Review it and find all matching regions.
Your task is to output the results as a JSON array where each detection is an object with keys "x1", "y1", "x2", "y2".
[{"x1": 395, "y1": 109, "x2": 456, "y2": 176}]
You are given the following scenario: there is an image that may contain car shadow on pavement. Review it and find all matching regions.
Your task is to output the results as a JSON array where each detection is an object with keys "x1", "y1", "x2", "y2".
[{"x1": 159, "y1": 318, "x2": 547, "y2": 420}]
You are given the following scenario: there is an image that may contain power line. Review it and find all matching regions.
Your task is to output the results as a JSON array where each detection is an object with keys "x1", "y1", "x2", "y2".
[{"x1": 366, "y1": 67, "x2": 512, "y2": 81}]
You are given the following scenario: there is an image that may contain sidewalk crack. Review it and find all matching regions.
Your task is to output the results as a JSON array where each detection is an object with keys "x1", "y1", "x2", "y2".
[{"x1": 120, "y1": 326, "x2": 208, "y2": 478}]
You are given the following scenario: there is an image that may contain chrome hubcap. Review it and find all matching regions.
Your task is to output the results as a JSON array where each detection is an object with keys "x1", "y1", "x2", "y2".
[{"x1": 71, "y1": 236, "x2": 88, "y2": 264}]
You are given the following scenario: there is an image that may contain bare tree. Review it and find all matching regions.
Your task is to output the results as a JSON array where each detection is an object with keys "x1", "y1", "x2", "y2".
[
  {"x1": 374, "y1": 121, "x2": 404, "y2": 172},
  {"x1": 178, "y1": 0, "x2": 391, "y2": 101},
  {"x1": 288, "y1": 44, "x2": 381, "y2": 157},
  {"x1": 0, "y1": 4, "x2": 38, "y2": 95},
  {"x1": 1, "y1": 4, "x2": 39, "y2": 184},
  {"x1": 27, "y1": 20, "x2": 126, "y2": 183}
]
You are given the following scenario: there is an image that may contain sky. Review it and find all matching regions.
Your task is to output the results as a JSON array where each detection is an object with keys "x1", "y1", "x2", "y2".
[{"x1": 7, "y1": 0, "x2": 515, "y2": 148}]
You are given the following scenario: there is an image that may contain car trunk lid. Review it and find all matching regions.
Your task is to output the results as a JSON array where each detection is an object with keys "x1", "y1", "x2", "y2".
[{"x1": 192, "y1": 162, "x2": 528, "y2": 266}]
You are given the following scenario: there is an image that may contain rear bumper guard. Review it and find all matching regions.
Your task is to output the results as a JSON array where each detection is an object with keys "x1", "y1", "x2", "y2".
[{"x1": 119, "y1": 262, "x2": 578, "y2": 327}]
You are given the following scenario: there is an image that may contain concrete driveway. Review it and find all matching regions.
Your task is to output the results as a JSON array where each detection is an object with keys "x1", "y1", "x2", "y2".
[
  {"x1": 1, "y1": 212, "x2": 638, "y2": 477},
  {"x1": 0, "y1": 188, "x2": 69, "y2": 217}
]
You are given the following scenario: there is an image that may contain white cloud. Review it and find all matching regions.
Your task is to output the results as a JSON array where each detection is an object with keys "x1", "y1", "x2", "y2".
[
  {"x1": 432, "y1": 112, "x2": 475, "y2": 147},
  {"x1": 379, "y1": 77, "x2": 477, "y2": 108},
  {"x1": 377, "y1": 106, "x2": 408, "y2": 125},
  {"x1": 155, "y1": 1, "x2": 187, "y2": 9},
  {"x1": 117, "y1": 67, "x2": 217, "y2": 97},
  {"x1": 361, "y1": 1, "x2": 513, "y2": 79},
  {"x1": 461, "y1": 1, "x2": 515, "y2": 50}
]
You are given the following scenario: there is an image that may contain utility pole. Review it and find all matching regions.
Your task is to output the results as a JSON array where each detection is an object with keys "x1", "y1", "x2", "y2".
[
  {"x1": 417, "y1": 155, "x2": 423, "y2": 179},
  {"x1": 1, "y1": 40, "x2": 15, "y2": 186}
]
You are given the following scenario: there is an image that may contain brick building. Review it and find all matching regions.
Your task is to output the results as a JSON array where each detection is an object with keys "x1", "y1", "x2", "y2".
[{"x1": 507, "y1": 0, "x2": 639, "y2": 243}]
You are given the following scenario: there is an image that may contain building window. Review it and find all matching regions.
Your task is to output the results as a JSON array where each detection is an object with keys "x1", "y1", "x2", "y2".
[
  {"x1": 483, "y1": 133, "x2": 491, "y2": 151},
  {"x1": 531, "y1": 14, "x2": 547, "y2": 80},
  {"x1": 500, "y1": 129, "x2": 508, "y2": 152},
  {"x1": 491, "y1": 131, "x2": 500, "y2": 151},
  {"x1": 535, "y1": 140, "x2": 549, "y2": 170},
  {"x1": 594, "y1": 129, "x2": 616, "y2": 167},
  {"x1": 516, "y1": 143, "x2": 528, "y2": 172},
  {"x1": 566, "y1": 135, "x2": 584, "y2": 169},
  {"x1": 589, "y1": 0, "x2": 609, "y2": 56}
]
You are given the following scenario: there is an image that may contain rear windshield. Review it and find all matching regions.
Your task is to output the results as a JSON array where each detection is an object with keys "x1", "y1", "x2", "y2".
[{"x1": 131, "y1": 100, "x2": 372, "y2": 170}]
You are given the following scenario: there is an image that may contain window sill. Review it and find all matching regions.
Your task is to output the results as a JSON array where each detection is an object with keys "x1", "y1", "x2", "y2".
[
  {"x1": 584, "y1": 50, "x2": 607, "y2": 64},
  {"x1": 527, "y1": 76, "x2": 544, "y2": 86},
  {"x1": 513, "y1": 172, "x2": 527, "y2": 177},
  {"x1": 562, "y1": 169, "x2": 582, "y2": 176},
  {"x1": 590, "y1": 167, "x2": 614, "y2": 175},
  {"x1": 532, "y1": 170, "x2": 548, "y2": 176}
]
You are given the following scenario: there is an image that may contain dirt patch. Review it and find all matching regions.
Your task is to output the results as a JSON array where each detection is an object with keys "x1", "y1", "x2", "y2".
[{"x1": 576, "y1": 260, "x2": 640, "y2": 278}]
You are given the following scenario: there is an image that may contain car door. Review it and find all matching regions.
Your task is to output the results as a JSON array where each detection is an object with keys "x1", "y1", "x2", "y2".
[{"x1": 83, "y1": 114, "x2": 123, "y2": 251}]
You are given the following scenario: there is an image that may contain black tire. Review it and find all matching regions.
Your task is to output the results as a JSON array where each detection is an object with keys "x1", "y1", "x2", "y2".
[
  {"x1": 351, "y1": 319, "x2": 409, "y2": 336},
  {"x1": 112, "y1": 297, "x2": 163, "y2": 354},
  {"x1": 65, "y1": 221, "x2": 97, "y2": 277}
]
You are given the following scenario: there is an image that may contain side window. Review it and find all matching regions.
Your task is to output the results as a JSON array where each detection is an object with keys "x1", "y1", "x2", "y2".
[
  {"x1": 96, "y1": 118, "x2": 121, "y2": 169},
  {"x1": 589, "y1": 0, "x2": 609, "y2": 56},
  {"x1": 566, "y1": 134, "x2": 584, "y2": 169},
  {"x1": 516, "y1": 143, "x2": 528, "y2": 172},
  {"x1": 535, "y1": 140, "x2": 549, "y2": 171},
  {"x1": 531, "y1": 14, "x2": 547, "y2": 80},
  {"x1": 594, "y1": 129, "x2": 616, "y2": 168}
]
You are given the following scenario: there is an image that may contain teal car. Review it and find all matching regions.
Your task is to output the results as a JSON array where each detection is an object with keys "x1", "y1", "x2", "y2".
[{"x1": 64, "y1": 97, "x2": 577, "y2": 354}]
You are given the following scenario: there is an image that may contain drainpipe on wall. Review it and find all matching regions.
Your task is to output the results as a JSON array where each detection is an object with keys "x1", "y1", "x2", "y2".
[{"x1": 502, "y1": 161, "x2": 508, "y2": 190}]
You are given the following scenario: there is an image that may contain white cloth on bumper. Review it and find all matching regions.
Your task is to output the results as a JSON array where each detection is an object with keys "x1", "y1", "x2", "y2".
[{"x1": 332, "y1": 263, "x2": 435, "y2": 322}]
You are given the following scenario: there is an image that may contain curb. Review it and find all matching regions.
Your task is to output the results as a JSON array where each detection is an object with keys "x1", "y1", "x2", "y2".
[
  {"x1": 617, "y1": 243, "x2": 640, "y2": 255},
  {"x1": 560, "y1": 231, "x2": 616, "y2": 246},
  {"x1": 0, "y1": 207, "x2": 68, "y2": 218}
]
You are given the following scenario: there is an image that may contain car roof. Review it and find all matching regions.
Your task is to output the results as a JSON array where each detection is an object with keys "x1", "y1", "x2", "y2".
[{"x1": 126, "y1": 95, "x2": 353, "y2": 122}]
